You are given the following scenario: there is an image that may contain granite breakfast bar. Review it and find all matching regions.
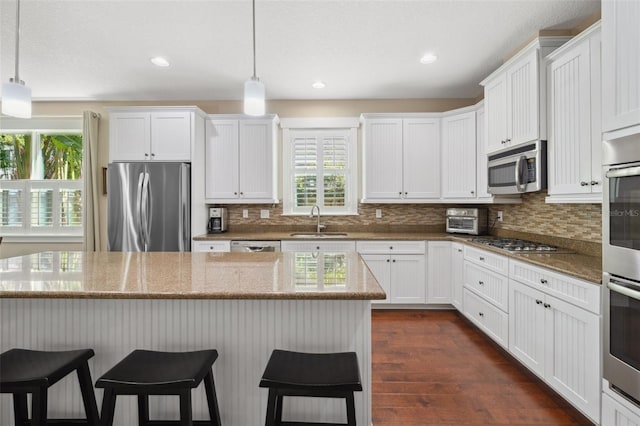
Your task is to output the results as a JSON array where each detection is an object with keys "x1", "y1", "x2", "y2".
[{"x1": 0, "y1": 251, "x2": 385, "y2": 425}]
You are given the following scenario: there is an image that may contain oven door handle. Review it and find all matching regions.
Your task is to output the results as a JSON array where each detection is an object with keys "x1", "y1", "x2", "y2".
[
  {"x1": 608, "y1": 280, "x2": 640, "y2": 301},
  {"x1": 606, "y1": 166, "x2": 640, "y2": 179}
]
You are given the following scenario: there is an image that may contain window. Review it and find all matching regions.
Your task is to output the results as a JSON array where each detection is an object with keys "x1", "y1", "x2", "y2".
[
  {"x1": 283, "y1": 128, "x2": 358, "y2": 215},
  {"x1": 0, "y1": 120, "x2": 83, "y2": 238}
]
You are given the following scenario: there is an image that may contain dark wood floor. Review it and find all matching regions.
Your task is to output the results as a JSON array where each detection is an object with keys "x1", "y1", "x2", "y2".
[{"x1": 371, "y1": 310, "x2": 594, "y2": 426}]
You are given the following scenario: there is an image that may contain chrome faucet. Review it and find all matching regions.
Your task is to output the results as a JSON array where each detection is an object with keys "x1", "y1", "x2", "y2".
[{"x1": 310, "y1": 205, "x2": 325, "y2": 233}]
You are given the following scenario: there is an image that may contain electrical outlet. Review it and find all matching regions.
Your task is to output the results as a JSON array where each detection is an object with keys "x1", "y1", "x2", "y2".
[
  {"x1": 497, "y1": 211, "x2": 503, "y2": 222},
  {"x1": 242, "y1": 209, "x2": 249, "y2": 219},
  {"x1": 260, "y1": 209, "x2": 269, "y2": 219},
  {"x1": 375, "y1": 209, "x2": 382, "y2": 219}
]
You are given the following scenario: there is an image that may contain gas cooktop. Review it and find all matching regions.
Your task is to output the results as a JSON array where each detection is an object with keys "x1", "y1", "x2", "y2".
[{"x1": 470, "y1": 237, "x2": 572, "y2": 254}]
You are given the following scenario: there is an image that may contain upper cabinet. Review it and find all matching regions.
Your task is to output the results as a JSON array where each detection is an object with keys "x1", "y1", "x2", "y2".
[
  {"x1": 441, "y1": 109, "x2": 477, "y2": 199},
  {"x1": 361, "y1": 114, "x2": 440, "y2": 202},
  {"x1": 205, "y1": 115, "x2": 279, "y2": 204},
  {"x1": 108, "y1": 107, "x2": 205, "y2": 162},
  {"x1": 602, "y1": 0, "x2": 640, "y2": 134},
  {"x1": 546, "y1": 23, "x2": 602, "y2": 203},
  {"x1": 481, "y1": 37, "x2": 570, "y2": 154}
]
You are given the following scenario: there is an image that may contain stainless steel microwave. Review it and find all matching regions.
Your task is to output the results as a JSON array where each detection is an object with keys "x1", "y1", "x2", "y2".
[{"x1": 487, "y1": 141, "x2": 547, "y2": 195}]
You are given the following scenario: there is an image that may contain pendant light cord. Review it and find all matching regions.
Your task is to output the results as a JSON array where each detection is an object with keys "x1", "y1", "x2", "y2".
[
  {"x1": 14, "y1": 0, "x2": 21, "y2": 82},
  {"x1": 252, "y1": 0, "x2": 257, "y2": 79}
]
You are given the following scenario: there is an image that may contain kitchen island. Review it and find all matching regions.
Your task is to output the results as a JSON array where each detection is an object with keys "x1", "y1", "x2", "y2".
[{"x1": 0, "y1": 251, "x2": 385, "y2": 425}]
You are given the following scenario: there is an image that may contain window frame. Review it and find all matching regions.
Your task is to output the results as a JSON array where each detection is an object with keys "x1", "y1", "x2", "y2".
[{"x1": 282, "y1": 122, "x2": 358, "y2": 216}]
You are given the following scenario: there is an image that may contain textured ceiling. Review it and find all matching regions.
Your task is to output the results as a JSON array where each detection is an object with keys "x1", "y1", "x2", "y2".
[{"x1": 0, "y1": 0, "x2": 600, "y2": 101}]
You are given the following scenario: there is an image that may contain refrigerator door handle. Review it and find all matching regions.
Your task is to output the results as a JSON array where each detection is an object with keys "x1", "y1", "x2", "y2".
[
  {"x1": 179, "y1": 163, "x2": 189, "y2": 251},
  {"x1": 141, "y1": 172, "x2": 151, "y2": 250},
  {"x1": 136, "y1": 172, "x2": 145, "y2": 248}
]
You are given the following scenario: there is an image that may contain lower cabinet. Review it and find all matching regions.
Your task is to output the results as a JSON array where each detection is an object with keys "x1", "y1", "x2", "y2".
[
  {"x1": 357, "y1": 241, "x2": 426, "y2": 304},
  {"x1": 192, "y1": 240, "x2": 231, "y2": 252},
  {"x1": 281, "y1": 241, "x2": 356, "y2": 252},
  {"x1": 509, "y1": 279, "x2": 600, "y2": 422},
  {"x1": 463, "y1": 288, "x2": 509, "y2": 349},
  {"x1": 451, "y1": 242, "x2": 464, "y2": 310},
  {"x1": 602, "y1": 387, "x2": 640, "y2": 426},
  {"x1": 427, "y1": 241, "x2": 452, "y2": 304}
]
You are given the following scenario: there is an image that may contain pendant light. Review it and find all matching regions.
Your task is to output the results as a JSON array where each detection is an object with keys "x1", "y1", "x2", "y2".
[
  {"x1": 2, "y1": 0, "x2": 31, "y2": 119},
  {"x1": 243, "y1": 0, "x2": 265, "y2": 116}
]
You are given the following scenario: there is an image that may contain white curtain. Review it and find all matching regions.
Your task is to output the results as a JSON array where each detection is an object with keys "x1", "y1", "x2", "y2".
[{"x1": 82, "y1": 111, "x2": 101, "y2": 251}]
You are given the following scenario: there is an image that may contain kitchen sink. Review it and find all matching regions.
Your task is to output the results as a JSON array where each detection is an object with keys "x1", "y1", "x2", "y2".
[{"x1": 289, "y1": 232, "x2": 349, "y2": 238}]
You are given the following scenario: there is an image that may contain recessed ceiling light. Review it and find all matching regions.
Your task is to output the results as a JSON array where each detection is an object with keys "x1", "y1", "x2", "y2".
[
  {"x1": 312, "y1": 81, "x2": 326, "y2": 89},
  {"x1": 420, "y1": 53, "x2": 438, "y2": 65},
  {"x1": 150, "y1": 57, "x2": 170, "y2": 67}
]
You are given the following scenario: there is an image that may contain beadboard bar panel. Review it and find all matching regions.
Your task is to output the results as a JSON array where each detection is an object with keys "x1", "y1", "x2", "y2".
[{"x1": 0, "y1": 298, "x2": 371, "y2": 425}]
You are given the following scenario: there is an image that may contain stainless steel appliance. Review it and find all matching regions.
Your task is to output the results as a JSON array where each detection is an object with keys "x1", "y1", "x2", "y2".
[
  {"x1": 208, "y1": 207, "x2": 228, "y2": 234},
  {"x1": 487, "y1": 141, "x2": 547, "y2": 195},
  {"x1": 231, "y1": 241, "x2": 281, "y2": 252},
  {"x1": 603, "y1": 132, "x2": 640, "y2": 405},
  {"x1": 470, "y1": 237, "x2": 568, "y2": 253},
  {"x1": 107, "y1": 162, "x2": 190, "y2": 252},
  {"x1": 446, "y1": 208, "x2": 488, "y2": 235}
]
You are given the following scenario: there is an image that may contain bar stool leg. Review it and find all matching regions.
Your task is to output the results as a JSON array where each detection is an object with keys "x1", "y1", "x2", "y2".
[
  {"x1": 203, "y1": 370, "x2": 221, "y2": 426},
  {"x1": 100, "y1": 388, "x2": 117, "y2": 426},
  {"x1": 179, "y1": 389, "x2": 193, "y2": 426},
  {"x1": 275, "y1": 394, "x2": 283, "y2": 425},
  {"x1": 12, "y1": 392, "x2": 28, "y2": 425},
  {"x1": 76, "y1": 362, "x2": 100, "y2": 425},
  {"x1": 265, "y1": 389, "x2": 277, "y2": 426},
  {"x1": 346, "y1": 392, "x2": 356, "y2": 426},
  {"x1": 137, "y1": 394, "x2": 150, "y2": 425},
  {"x1": 31, "y1": 387, "x2": 48, "y2": 426}
]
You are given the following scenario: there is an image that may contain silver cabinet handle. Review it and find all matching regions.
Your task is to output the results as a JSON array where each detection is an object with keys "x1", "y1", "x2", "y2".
[
  {"x1": 471, "y1": 190, "x2": 475, "y2": 194},
  {"x1": 535, "y1": 299, "x2": 542, "y2": 305},
  {"x1": 478, "y1": 312, "x2": 484, "y2": 317},
  {"x1": 386, "y1": 259, "x2": 390, "y2": 263},
  {"x1": 580, "y1": 181, "x2": 589, "y2": 186},
  {"x1": 543, "y1": 303, "x2": 551, "y2": 309},
  {"x1": 505, "y1": 138, "x2": 511, "y2": 143},
  {"x1": 478, "y1": 281, "x2": 484, "y2": 286},
  {"x1": 144, "y1": 153, "x2": 149, "y2": 157},
  {"x1": 457, "y1": 249, "x2": 462, "y2": 252},
  {"x1": 479, "y1": 257, "x2": 485, "y2": 261},
  {"x1": 540, "y1": 278, "x2": 548, "y2": 284},
  {"x1": 590, "y1": 181, "x2": 599, "y2": 186},
  {"x1": 392, "y1": 259, "x2": 396, "y2": 263}
]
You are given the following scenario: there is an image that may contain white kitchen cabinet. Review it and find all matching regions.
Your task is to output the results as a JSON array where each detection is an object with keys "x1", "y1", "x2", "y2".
[
  {"x1": 464, "y1": 261, "x2": 509, "y2": 312},
  {"x1": 192, "y1": 240, "x2": 231, "y2": 252},
  {"x1": 205, "y1": 115, "x2": 278, "y2": 203},
  {"x1": 481, "y1": 37, "x2": 570, "y2": 154},
  {"x1": 361, "y1": 115, "x2": 440, "y2": 202},
  {"x1": 109, "y1": 107, "x2": 203, "y2": 162},
  {"x1": 463, "y1": 288, "x2": 509, "y2": 349},
  {"x1": 602, "y1": 388, "x2": 640, "y2": 426},
  {"x1": 464, "y1": 245, "x2": 509, "y2": 276},
  {"x1": 546, "y1": 23, "x2": 603, "y2": 203},
  {"x1": 441, "y1": 110, "x2": 476, "y2": 199},
  {"x1": 602, "y1": 0, "x2": 640, "y2": 134},
  {"x1": 451, "y1": 242, "x2": 464, "y2": 311},
  {"x1": 357, "y1": 241, "x2": 426, "y2": 304},
  {"x1": 475, "y1": 104, "x2": 492, "y2": 200},
  {"x1": 281, "y1": 241, "x2": 356, "y2": 252},
  {"x1": 427, "y1": 241, "x2": 451, "y2": 304},
  {"x1": 508, "y1": 279, "x2": 600, "y2": 422}
]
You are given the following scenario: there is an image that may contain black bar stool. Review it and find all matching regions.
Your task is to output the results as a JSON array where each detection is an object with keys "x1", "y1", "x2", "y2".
[
  {"x1": 0, "y1": 348, "x2": 100, "y2": 426},
  {"x1": 95, "y1": 349, "x2": 221, "y2": 426},
  {"x1": 259, "y1": 349, "x2": 362, "y2": 426}
]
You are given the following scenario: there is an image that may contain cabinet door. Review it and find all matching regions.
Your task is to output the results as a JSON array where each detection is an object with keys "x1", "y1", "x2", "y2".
[
  {"x1": 602, "y1": 0, "x2": 640, "y2": 133},
  {"x1": 109, "y1": 112, "x2": 150, "y2": 161},
  {"x1": 602, "y1": 393, "x2": 640, "y2": 426},
  {"x1": 402, "y1": 118, "x2": 440, "y2": 199},
  {"x1": 543, "y1": 295, "x2": 600, "y2": 422},
  {"x1": 442, "y1": 111, "x2": 477, "y2": 199},
  {"x1": 451, "y1": 243, "x2": 464, "y2": 311},
  {"x1": 484, "y1": 74, "x2": 508, "y2": 153},
  {"x1": 361, "y1": 254, "x2": 391, "y2": 304},
  {"x1": 427, "y1": 241, "x2": 451, "y2": 304},
  {"x1": 281, "y1": 241, "x2": 356, "y2": 252},
  {"x1": 205, "y1": 120, "x2": 239, "y2": 200},
  {"x1": 150, "y1": 111, "x2": 192, "y2": 161},
  {"x1": 475, "y1": 106, "x2": 492, "y2": 199},
  {"x1": 363, "y1": 119, "x2": 403, "y2": 200},
  {"x1": 192, "y1": 240, "x2": 231, "y2": 252},
  {"x1": 239, "y1": 120, "x2": 275, "y2": 201},
  {"x1": 548, "y1": 40, "x2": 592, "y2": 196},
  {"x1": 507, "y1": 50, "x2": 539, "y2": 145},
  {"x1": 509, "y1": 280, "x2": 545, "y2": 377},
  {"x1": 390, "y1": 254, "x2": 426, "y2": 304}
]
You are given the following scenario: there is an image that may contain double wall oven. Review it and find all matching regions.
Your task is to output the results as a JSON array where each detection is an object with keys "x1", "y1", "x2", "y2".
[{"x1": 603, "y1": 132, "x2": 640, "y2": 406}]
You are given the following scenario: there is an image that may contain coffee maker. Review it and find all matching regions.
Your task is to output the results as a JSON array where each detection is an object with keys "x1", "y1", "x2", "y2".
[{"x1": 207, "y1": 207, "x2": 228, "y2": 234}]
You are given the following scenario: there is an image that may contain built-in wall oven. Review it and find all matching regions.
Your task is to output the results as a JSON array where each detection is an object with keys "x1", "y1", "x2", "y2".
[{"x1": 603, "y1": 132, "x2": 640, "y2": 406}]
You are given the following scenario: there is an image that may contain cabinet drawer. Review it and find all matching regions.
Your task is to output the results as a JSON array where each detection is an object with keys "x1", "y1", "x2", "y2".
[
  {"x1": 509, "y1": 259, "x2": 600, "y2": 314},
  {"x1": 281, "y1": 241, "x2": 356, "y2": 252},
  {"x1": 192, "y1": 240, "x2": 231, "y2": 252},
  {"x1": 602, "y1": 389, "x2": 640, "y2": 426},
  {"x1": 463, "y1": 289, "x2": 509, "y2": 349},
  {"x1": 464, "y1": 246, "x2": 509, "y2": 275},
  {"x1": 356, "y1": 240, "x2": 426, "y2": 254},
  {"x1": 464, "y1": 261, "x2": 509, "y2": 312}
]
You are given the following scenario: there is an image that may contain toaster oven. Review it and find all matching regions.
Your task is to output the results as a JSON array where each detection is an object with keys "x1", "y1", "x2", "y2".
[{"x1": 446, "y1": 208, "x2": 488, "y2": 235}]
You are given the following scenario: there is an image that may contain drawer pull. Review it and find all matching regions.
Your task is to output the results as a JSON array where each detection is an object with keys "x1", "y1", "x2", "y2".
[
  {"x1": 535, "y1": 299, "x2": 542, "y2": 305},
  {"x1": 392, "y1": 259, "x2": 396, "y2": 263},
  {"x1": 478, "y1": 281, "x2": 485, "y2": 286},
  {"x1": 386, "y1": 259, "x2": 390, "y2": 263},
  {"x1": 458, "y1": 249, "x2": 462, "y2": 252},
  {"x1": 479, "y1": 257, "x2": 485, "y2": 261},
  {"x1": 544, "y1": 303, "x2": 551, "y2": 309},
  {"x1": 478, "y1": 312, "x2": 485, "y2": 317},
  {"x1": 540, "y1": 278, "x2": 548, "y2": 285}
]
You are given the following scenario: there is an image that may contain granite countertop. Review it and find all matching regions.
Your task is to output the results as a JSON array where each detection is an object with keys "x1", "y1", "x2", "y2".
[
  {"x1": 0, "y1": 251, "x2": 386, "y2": 300},
  {"x1": 194, "y1": 231, "x2": 603, "y2": 284}
]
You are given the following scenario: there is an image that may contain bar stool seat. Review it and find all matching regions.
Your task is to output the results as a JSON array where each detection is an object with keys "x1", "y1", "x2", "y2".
[
  {"x1": 0, "y1": 348, "x2": 100, "y2": 425},
  {"x1": 96, "y1": 349, "x2": 221, "y2": 426},
  {"x1": 259, "y1": 349, "x2": 362, "y2": 426}
]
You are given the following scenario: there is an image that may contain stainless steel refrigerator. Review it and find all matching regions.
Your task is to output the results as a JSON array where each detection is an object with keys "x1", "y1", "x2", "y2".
[{"x1": 107, "y1": 162, "x2": 190, "y2": 251}]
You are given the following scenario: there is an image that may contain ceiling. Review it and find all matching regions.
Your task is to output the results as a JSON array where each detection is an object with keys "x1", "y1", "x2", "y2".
[{"x1": 0, "y1": 0, "x2": 600, "y2": 102}]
